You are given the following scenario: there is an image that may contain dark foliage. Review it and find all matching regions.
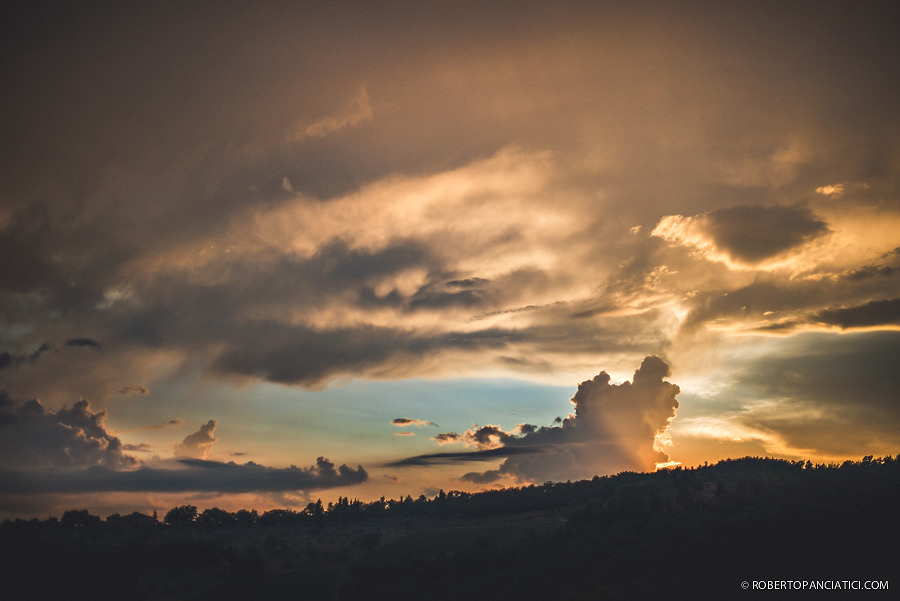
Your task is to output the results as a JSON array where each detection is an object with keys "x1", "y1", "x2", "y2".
[{"x1": 2, "y1": 456, "x2": 898, "y2": 600}]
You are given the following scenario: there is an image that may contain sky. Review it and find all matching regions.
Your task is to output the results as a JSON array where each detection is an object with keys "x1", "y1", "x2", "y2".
[{"x1": 2, "y1": 0, "x2": 899, "y2": 518}]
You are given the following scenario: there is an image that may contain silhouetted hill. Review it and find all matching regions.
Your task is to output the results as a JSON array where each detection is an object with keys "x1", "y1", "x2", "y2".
[{"x1": 2, "y1": 456, "x2": 897, "y2": 599}]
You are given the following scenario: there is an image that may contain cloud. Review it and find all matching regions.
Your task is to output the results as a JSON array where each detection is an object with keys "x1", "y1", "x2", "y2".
[
  {"x1": 394, "y1": 432, "x2": 415, "y2": 437},
  {"x1": 0, "y1": 457, "x2": 368, "y2": 495},
  {"x1": 0, "y1": 343, "x2": 53, "y2": 370},
  {"x1": 391, "y1": 417, "x2": 438, "y2": 427},
  {"x1": 117, "y1": 385, "x2": 149, "y2": 396},
  {"x1": 672, "y1": 331, "x2": 900, "y2": 460},
  {"x1": 653, "y1": 205, "x2": 829, "y2": 267},
  {"x1": 395, "y1": 356, "x2": 680, "y2": 483},
  {"x1": 65, "y1": 338, "x2": 102, "y2": 350},
  {"x1": 385, "y1": 446, "x2": 537, "y2": 468},
  {"x1": 432, "y1": 432, "x2": 461, "y2": 445},
  {"x1": 459, "y1": 469, "x2": 504, "y2": 484},
  {"x1": 3, "y1": 0, "x2": 900, "y2": 493},
  {"x1": 143, "y1": 418, "x2": 183, "y2": 431},
  {"x1": 0, "y1": 393, "x2": 136, "y2": 470},
  {"x1": 292, "y1": 86, "x2": 374, "y2": 141},
  {"x1": 0, "y1": 394, "x2": 368, "y2": 496},
  {"x1": 460, "y1": 424, "x2": 517, "y2": 450},
  {"x1": 175, "y1": 420, "x2": 217, "y2": 459},
  {"x1": 813, "y1": 298, "x2": 900, "y2": 329},
  {"x1": 123, "y1": 443, "x2": 153, "y2": 453}
]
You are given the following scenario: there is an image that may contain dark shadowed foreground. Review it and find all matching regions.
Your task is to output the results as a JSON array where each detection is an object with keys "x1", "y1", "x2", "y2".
[{"x1": 2, "y1": 456, "x2": 898, "y2": 600}]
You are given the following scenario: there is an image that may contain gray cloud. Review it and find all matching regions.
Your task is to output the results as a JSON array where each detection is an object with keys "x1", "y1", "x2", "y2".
[
  {"x1": 144, "y1": 418, "x2": 183, "y2": 431},
  {"x1": 432, "y1": 432, "x2": 462, "y2": 445},
  {"x1": 653, "y1": 204, "x2": 830, "y2": 266},
  {"x1": 122, "y1": 443, "x2": 153, "y2": 453},
  {"x1": 0, "y1": 343, "x2": 53, "y2": 370},
  {"x1": 0, "y1": 393, "x2": 136, "y2": 470},
  {"x1": 385, "y1": 446, "x2": 537, "y2": 468},
  {"x1": 117, "y1": 385, "x2": 149, "y2": 396},
  {"x1": 813, "y1": 298, "x2": 900, "y2": 329},
  {"x1": 0, "y1": 457, "x2": 367, "y2": 495},
  {"x1": 459, "y1": 469, "x2": 504, "y2": 484},
  {"x1": 691, "y1": 331, "x2": 900, "y2": 458},
  {"x1": 703, "y1": 205, "x2": 829, "y2": 264},
  {"x1": 391, "y1": 418, "x2": 437, "y2": 427},
  {"x1": 65, "y1": 338, "x2": 102, "y2": 350}
]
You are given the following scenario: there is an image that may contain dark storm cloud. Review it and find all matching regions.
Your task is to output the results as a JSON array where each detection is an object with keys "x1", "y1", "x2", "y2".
[
  {"x1": 703, "y1": 205, "x2": 829, "y2": 264},
  {"x1": 680, "y1": 258, "x2": 900, "y2": 333},
  {"x1": 210, "y1": 324, "x2": 526, "y2": 386},
  {"x1": 0, "y1": 393, "x2": 136, "y2": 470},
  {"x1": 813, "y1": 298, "x2": 900, "y2": 329},
  {"x1": 0, "y1": 202, "x2": 61, "y2": 296},
  {"x1": 0, "y1": 457, "x2": 368, "y2": 495},
  {"x1": 395, "y1": 357, "x2": 680, "y2": 482},
  {"x1": 653, "y1": 205, "x2": 830, "y2": 265},
  {"x1": 720, "y1": 331, "x2": 900, "y2": 456}
]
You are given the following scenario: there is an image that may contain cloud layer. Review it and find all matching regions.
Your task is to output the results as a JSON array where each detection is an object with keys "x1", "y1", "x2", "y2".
[
  {"x1": 0, "y1": 393, "x2": 367, "y2": 499},
  {"x1": 2, "y1": 1, "x2": 899, "y2": 511}
]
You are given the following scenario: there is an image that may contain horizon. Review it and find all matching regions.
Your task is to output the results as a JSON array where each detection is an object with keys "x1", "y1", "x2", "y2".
[
  {"x1": 3, "y1": 0, "x2": 900, "y2": 520},
  {"x1": 8, "y1": 453, "x2": 895, "y2": 523}
]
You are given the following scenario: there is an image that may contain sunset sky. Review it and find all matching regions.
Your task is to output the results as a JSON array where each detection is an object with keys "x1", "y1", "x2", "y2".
[{"x1": 2, "y1": 0, "x2": 899, "y2": 518}]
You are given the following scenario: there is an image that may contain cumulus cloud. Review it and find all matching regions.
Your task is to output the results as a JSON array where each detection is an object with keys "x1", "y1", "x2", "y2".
[
  {"x1": 652, "y1": 205, "x2": 829, "y2": 266},
  {"x1": 0, "y1": 457, "x2": 368, "y2": 495},
  {"x1": 175, "y1": 420, "x2": 217, "y2": 459},
  {"x1": 395, "y1": 356, "x2": 680, "y2": 482},
  {"x1": 0, "y1": 393, "x2": 136, "y2": 470},
  {"x1": 432, "y1": 432, "x2": 462, "y2": 445}
]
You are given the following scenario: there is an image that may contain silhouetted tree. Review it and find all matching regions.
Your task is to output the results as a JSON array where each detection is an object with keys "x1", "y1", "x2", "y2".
[
  {"x1": 197, "y1": 507, "x2": 236, "y2": 527},
  {"x1": 60, "y1": 509, "x2": 100, "y2": 528},
  {"x1": 164, "y1": 504, "x2": 198, "y2": 526}
]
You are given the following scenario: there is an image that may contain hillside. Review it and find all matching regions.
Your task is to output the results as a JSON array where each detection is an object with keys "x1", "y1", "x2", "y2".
[{"x1": 2, "y1": 456, "x2": 897, "y2": 599}]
